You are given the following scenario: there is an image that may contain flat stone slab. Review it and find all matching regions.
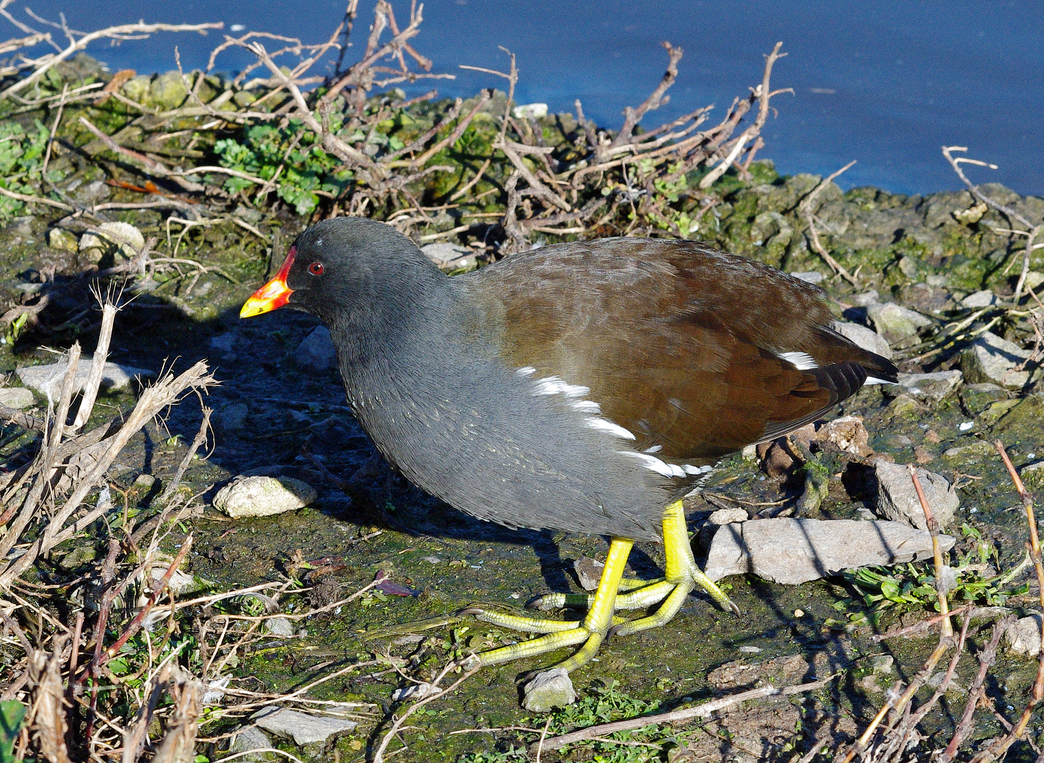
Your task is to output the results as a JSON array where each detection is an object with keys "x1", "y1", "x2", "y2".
[
  {"x1": 252, "y1": 707, "x2": 358, "y2": 746},
  {"x1": 703, "y1": 518, "x2": 954, "y2": 585},
  {"x1": 18, "y1": 355, "x2": 155, "y2": 403},
  {"x1": 228, "y1": 726, "x2": 276, "y2": 761}
]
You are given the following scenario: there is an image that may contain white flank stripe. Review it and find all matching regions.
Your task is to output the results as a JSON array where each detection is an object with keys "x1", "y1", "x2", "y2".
[
  {"x1": 532, "y1": 375, "x2": 590, "y2": 398},
  {"x1": 586, "y1": 417, "x2": 636, "y2": 440},
  {"x1": 617, "y1": 451, "x2": 687, "y2": 478},
  {"x1": 571, "y1": 400, "x2": 601, "y2": 413},
  {"x1": 643, "y1": 444, "x2": 663, "y2": 454},
  {"x1": 516, "y1": 366, "x2": 536, "y2": 377},
  {"x1": 863, "y1": 376, "x2": 896, "y2": 385},
  {"x1": 778, "y1": 351, "x2": 819, "y2": 370},
  {"x1": 682, "y1": 464, "x2": 714, "y2": 475}
]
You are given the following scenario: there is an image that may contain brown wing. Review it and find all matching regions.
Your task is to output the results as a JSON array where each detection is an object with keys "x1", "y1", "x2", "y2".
[{"x1": 462, "y1": 237, "x2": 893, "y2": 462}]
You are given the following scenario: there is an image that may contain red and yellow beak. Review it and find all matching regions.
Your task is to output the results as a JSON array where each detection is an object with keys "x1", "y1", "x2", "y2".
[{"x1": 240, "y1": 249, "x2": 295, "y2": 318}]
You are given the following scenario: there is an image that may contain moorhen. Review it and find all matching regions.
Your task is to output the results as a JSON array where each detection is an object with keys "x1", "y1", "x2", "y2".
[{"x1": 241, "y1": 217, "x2": 896, "y2": 676}]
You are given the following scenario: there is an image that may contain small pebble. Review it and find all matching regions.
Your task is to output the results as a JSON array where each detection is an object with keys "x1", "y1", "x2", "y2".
[{"x1": 958, "y1": 421, "x2": 974, "y2": 431}]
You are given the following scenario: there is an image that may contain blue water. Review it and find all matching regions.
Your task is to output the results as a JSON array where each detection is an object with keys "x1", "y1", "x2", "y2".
[{"x1": 10, "y1": 0, "x2": 1044, "y2": 197}]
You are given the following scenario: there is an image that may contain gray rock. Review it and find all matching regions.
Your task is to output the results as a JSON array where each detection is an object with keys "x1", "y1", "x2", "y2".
[
  {"x1": 79, "y1": 221, "x2": 145, "y2": 259},
  {"x1": 4, "y1": 216, "x2": 34, "y2": 239},
  {"x1": 707, "y1": 508, "x2": 748, "y2": 525},
  {"x1": 209, "y1": 332, "x2": 236, "y2": 354},
  {"x1": 18, "y1": 355, "x2": 155, "y2": 404},
  {"x1": 0, "y1": 387, "x2": 34, "y2": 409},
  {"x1": 73, "y1": 180, "x2": 111, "y2": 205},
  {"x1": 121, "y1": 74, "x2": 151, "y2": 103},
  {"x1": 213, "y1": 403, "x2": 249, "y2": 434},
  {"x1": 849, "y1": 290, "x2": 881, "y2": 307},
  {"x1": 1005, "y1": 615, "x2": 1042, "y2": 655},
  {"x1": 422, "y1": 242, "x2": 477, "y2": 271},
  {"x1": 870, "y1": 655, "x2": 894, "y2": 675},
  {"x1": 214, "y1": 475, "x2": 317, "y2": 518},
  {"x1": 961, "y1": 332, "x2": 1036, "y2": 389},
  {"x1": 1024, "y1": 271, "x2": 1044, "y2": 292},
  {"x1": 1020, "y1": 461, "x2": 1044, "y2": 488},
  {"x1": 233, "y1": 205, "x2": 263, "y2": 224},
  {"x1": 512, "y1": 102, "x2": 548, "y2": 119},
  {"x1": 522, "y1": 668, "x2": 576, "y2": 712},
  {"x1": 295, "y1": 326, "x2": 337, "y2": 372},
  {"x1": 960, "y1": 382, "x2": 1009, "y2": 414},
  {"x1": 264, "y1": 617, "x2": 295, "y2": 637},
  {"x1": 816, "y1": 415, "x2": 872, "y2": 456},
  {"x1": 898, "y1": 371, "x2": 963, "y2": 402},
  {"x1": 922, "y1": 190, "x2": 975, "y2": 228},
  {"x1": 752, "y1": 211, "x2": 793, "y2": 247},
  {"x1": 942, "y1": 441, "x2": 995, "y2": 460},
  {"x1": 149, "y1": 71, "x2": 190, "y2": 110},
  {"x1": 252, "y1": 707, "x2": 357, "y2": 746},
  {"x1": 391, "y1": 682, "x2": 437, "y2": 701},
  {"x1": 866, "y1": 303, "x2": 932, "y2": 344},
  {"x1": 874, "y1": 461, "x2": 958, "y2": 531},
  {"x1": 832, "y1": 321, "x2": 892, "y2": 359},
  {"x1": 961, "y1": 290, "x2": 998, "y2": 308},
  {"x1": 791, "y1": 271, "x2": 825, "y2": 284},
  {"x1": 48, "y1": 227, "x2": 78, "y2": 252},
  {"x1": 573, "y1": 556, "x2": 604, "y2": 590},
  {"x1": 229, "y1": 726, "x2": 276, "y2": 762},
  {"x1": 702, "y1": 518, "x2": 953, "y2": 585}
]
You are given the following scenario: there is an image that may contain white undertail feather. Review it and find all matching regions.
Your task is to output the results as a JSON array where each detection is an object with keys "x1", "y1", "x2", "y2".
[
  {"x1": 531, "y1": 375, "x2": 590, "y2": 398},
  {"x1": 777, "y1": 351, "x2": 819, "y2": 370},
  {"x1": 617, "y1": 450, "x2": 715, "y2": 479},
  {"x1": 585, "y1": 417, "x2": 636, "y2": 440}
]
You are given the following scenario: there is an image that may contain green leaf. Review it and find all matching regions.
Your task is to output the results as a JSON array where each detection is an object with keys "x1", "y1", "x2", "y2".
[{"x1": 0, "y1": 701, "x2": 27, "y2": 763}]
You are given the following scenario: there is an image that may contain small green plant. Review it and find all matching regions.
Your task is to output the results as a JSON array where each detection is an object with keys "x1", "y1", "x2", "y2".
[
  {"x1": 457, "y1": 681, "x2": 670, "y2": 762},
  {"x1": 0, "y1": 119, "x2": 54, "y2": 222},
  {"x1": 457, "y1": 745, "x2": 529, "y2": 763},
  {"x1": 213, "y1": 120, "x2": 355, "y2": 216},
  {"x1": 0, "y1": 701, "x2": 27, "y2": 763},
  {"x1": 845, "y1": 564, "x2": 939, "y2": 613},
  {"x1": 545, "y1": 681, "x2": 667, "y2": 763},
  {"x1": 842, "y1": 526, "x2": 1030, "y2": 620}
]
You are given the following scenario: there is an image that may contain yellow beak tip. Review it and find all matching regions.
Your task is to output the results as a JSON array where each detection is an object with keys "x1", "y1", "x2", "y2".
[{"x1": 239, "y1": 300, "x2": 265, "y2": 319}]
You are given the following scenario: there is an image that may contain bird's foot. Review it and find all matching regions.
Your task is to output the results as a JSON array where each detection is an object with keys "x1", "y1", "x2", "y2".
[
  {"x1": 531, "y1": 567, "x2": 738, "y2": 619},
  {"x1": 459, "y1": 538, "x2": 636, "y2": 675}
]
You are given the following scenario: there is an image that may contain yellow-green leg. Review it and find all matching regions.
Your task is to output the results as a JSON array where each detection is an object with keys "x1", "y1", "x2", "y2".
[
  {"x1": 471, "y1": 538, "x2": 633, "y2": 668},
  {"x1": 532, "y1": 500, "x2": 737, "y2": 619},
  {"x1": 614, "y1": 499, "x2": 739, "y2": 636},
  {"x1": 467, "y1": 500, "x2": 737, "y2": 670}
]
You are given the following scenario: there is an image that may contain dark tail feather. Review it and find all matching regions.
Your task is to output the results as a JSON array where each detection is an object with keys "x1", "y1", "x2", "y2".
[{"x1": 813, "y1": 325, "x2": 899, "y2": 383}]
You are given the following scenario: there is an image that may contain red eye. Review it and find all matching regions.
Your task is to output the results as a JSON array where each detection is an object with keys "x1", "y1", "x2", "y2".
[{"x1": 308, "y1": 261, "x2": 324, "y2": 276}]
